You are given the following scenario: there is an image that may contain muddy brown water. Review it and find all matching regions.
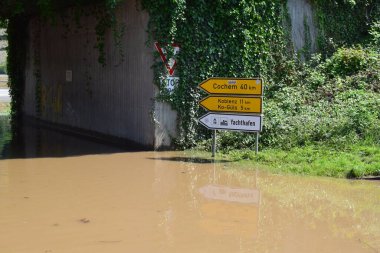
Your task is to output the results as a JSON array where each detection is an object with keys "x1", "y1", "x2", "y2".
[{"x1": 0, "y1": 116, "x2": 379, "y2": 253}]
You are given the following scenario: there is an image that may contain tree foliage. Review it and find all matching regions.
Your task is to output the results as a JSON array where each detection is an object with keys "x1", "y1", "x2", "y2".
[{"x1": 142, "y1": 0, "x2": 380, "y2": 149}]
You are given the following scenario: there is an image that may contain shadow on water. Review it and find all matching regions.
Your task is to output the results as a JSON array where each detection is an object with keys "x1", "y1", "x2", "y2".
[
  {"x1": 148, "y1": 157, "x2": 232, "y2": 164},
  {"x1": 0, "y1": 116, "x2": 142, "y2": 159},
  {"x1": 362, "y1": 176, "x2": 380, "y2": 181}
]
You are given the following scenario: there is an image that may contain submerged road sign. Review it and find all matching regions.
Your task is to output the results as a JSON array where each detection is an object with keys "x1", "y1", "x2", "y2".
[
  {"x1": 199, "y1": 113, "x2": 262, "y2": 132},
  {"x1": 199, "y1": 78, "x2": 263, "y2": 96},
  {"x1": 199, "y1": 185, "x2": 260, "y2": 204},
  {"x1": 199, "y1": 96, "x2": 262, "y2": 114}
]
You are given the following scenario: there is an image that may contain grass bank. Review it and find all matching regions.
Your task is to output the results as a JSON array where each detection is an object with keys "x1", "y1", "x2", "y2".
[
  {"x1": 0, "y1": 74, "x2": 8, "y2": 88},
  {"x1": 191, "y1": 144, "x2": 380, "y2": 179},
  {"x1": 226, "y1": 144, "x2": 380, "y2": 178},
  {"x1": 0, "y1": 102, "x2": 10, "y2": 115}
]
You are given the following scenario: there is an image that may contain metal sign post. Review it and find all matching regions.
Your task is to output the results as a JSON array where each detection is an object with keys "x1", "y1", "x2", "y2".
[
  {"x1": 255, "y1": 132, "x2": 259, "y2": 155},
  {"x1": 212, "y1": 130, "x2": 217, "y2": 157}
]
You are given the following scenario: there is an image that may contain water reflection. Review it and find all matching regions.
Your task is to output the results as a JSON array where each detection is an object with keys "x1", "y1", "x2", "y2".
[
  {"x1": 254, "y1": 174, "x2": 380, "y2": 252},
  {"x1": 0, "y1": 117, "x2": 134, "y2": 159},
  {"x1": 149, "y1": 156, "x2": 231, "y2": 164},
  {"x1": 199, "y1": 184, "x2": 260, "y2": 204},
  {"x1": 152, "y1": 153, "x2": 380, "y2": 253},
  {"x1": 151, "y1": 153, "x2": 260, "y2": 252}
]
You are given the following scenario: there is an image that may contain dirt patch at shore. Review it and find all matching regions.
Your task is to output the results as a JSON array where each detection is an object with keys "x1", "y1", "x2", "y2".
[{"x1": 0, "y1": 102, "x2": 10, "y2": 114}]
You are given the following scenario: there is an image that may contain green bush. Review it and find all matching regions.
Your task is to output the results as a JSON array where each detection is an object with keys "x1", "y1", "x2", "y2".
[
  {"x1": 324, "y1": 47, "x2": 377, "y2": 77},
  {"x1": 216, "y1": 46, "x2": 380, "y2": 151},
  {"x1": 0, "y1": 62, "x2": 6, "y2": 74},
  {"x1": 369, "y1": 21, "x2": 380, "y2": 47}
]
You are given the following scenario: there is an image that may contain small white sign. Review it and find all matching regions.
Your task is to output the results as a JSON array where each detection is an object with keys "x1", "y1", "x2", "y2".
[
  {"x1": 66, "y1": 70, "x2": 72, "y2": 82},
  {"x1": 199, "y1": 185, "x2": 260, "y2": 204},
  {"x1": 199, "y1": 113, "x2": 262, "y2": 132},
  {"x1": 162, "y1": 76, "x2": 179, "y2": 92}
]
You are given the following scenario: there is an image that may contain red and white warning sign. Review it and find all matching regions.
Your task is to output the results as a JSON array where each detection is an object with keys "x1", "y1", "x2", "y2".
[{"x1": 154, "y1": 42, "x2": 180, "y2": 76}]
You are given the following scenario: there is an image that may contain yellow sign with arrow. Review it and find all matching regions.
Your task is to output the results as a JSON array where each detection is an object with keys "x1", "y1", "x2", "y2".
[
  {"x1": 199, "y1": 96, "x2": 262, "y2": 114},
  {"x1": 199, "y1": 78, "x2": 263, "y2": 95}
]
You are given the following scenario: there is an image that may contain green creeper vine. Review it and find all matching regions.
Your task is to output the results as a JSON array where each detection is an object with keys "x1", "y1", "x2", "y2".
[
  {"x1": 6, "y1": 17, "x2": 28, "y2": 128},
  {"x1": 142, "y1": 0, "x2": 380, "y2": 149},
  {"x1": 313, "y1": 0, "x2": 380, "y2": 57},
  {"x1": 301, "y1": 15, "x2": 312, "y2": 61},
  {"x1": 142, "y1": 0, "x2": 292, "y2": 148}
]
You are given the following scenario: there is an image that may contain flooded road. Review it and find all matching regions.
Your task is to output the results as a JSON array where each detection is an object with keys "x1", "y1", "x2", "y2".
[{"x1": 0, "y1": 116, "x2": 379, "y2": 253}]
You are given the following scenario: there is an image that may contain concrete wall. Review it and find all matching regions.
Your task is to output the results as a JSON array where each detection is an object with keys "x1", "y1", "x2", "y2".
[
  {"x1": 287, "y1": 0, "x2": 318, "y2": 55},
  {"x1": 154, "y1": 101, "x2": 177, "y2": 149},
  {"x1": 24, "y1": 0, "x2": 177, "y2": 149},
  {"x1": 0, "y1": 29, "x2": 6, "y2": 65}
]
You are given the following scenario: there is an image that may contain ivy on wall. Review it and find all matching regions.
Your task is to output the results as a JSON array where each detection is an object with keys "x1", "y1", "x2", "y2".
[
  {"x1": 313, "y1": 0, "x2": 380, "y2": 56},
  {"x1": 6, "y1": 17, "x2": 28, "y2": 128},
  {"x1": 142, "y1": 0, "x2": 380, "y2": 149},
  {"x1": 142, "y1": 0, "x2": 290, "y2": 148}
]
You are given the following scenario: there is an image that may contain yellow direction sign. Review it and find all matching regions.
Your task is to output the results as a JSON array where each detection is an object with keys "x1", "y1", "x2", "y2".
[
  {"x1": 199, "y1": 96, "x2": 262, "y2": 114},
  {"x1": 199, "y1": 78, "x2": 263, "y2": 95}
]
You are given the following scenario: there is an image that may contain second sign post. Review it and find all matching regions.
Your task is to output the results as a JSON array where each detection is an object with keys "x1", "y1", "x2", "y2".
[{"x1": 198, "y1": 78, "x2": 264, "y2": 157}]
